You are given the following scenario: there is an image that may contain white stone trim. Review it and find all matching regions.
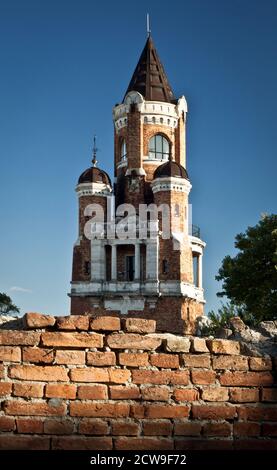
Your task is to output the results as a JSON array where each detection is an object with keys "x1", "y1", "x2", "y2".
[
  {"x1": 104, "y1": 297, "x2": 145, "y2": 314},
  {"x1": 151, "y1": 177, "x2": 192, "y2": 194},
  {"x1": 76, "y1": 182, "x2": 112, "y2": 197},
  {"x1": 116, "y1": 159, "x2": 128, "y2": 169},
  {"x1": 125, "y1": 168, "x2": 146, "y2": 176},
  {"x1": 189, "y1": 235, "x2": 206, "y2": 250}
]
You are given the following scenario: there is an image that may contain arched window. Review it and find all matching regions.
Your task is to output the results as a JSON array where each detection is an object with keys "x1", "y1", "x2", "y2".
[
  {"x1": 149, "y1": 134, "x2": 170, "y2": 160},
  {"x1": 120, "y1": 139, "x2": 127, "y2": 161}
]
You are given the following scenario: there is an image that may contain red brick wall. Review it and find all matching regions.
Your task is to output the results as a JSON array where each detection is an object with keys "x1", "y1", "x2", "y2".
[{"x1": 0, "y1": 313, "x2": 276, "y2": 450}]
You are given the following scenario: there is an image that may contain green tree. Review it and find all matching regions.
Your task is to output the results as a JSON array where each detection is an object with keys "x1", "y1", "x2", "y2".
[
  {"x1": 216, "y1": 214, "x2": 277, "y2": 323},
  {"x1": 0, "y1": 292, "x2": 20, "y2": 315}
]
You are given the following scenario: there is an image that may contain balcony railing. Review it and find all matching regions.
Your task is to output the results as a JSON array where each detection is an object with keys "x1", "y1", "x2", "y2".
[{"x1": 189, "y1": 224, "x2": 200, "y2": 238}]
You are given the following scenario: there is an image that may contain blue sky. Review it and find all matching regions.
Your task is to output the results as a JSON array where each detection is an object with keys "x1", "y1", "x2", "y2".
[{"x1": 0, "y1": 0, "x2": 276, "y2": 316}]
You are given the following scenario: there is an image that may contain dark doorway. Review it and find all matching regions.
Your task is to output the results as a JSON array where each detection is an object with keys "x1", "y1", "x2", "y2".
[{"x1": 126, "y1": 255, "x2": 135, "y2": 281}]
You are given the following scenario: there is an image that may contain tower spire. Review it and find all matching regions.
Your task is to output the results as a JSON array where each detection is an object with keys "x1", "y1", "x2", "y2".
[{"x1": 91, "y1": 135, "x2": 98, "y2": 167}]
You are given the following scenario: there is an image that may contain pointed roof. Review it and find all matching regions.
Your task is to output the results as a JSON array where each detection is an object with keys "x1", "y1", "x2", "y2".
[{"x1": 124, "y1": 36, "x2": 175, "y2": 103}]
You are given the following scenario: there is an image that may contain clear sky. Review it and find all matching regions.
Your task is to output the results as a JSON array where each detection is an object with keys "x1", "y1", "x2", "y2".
[{"x1": 0, "y1": 0, "x2": 276, "y2": 316}]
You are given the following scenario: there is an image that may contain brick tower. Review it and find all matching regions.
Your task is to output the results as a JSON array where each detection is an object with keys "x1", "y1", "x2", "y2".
[{"x1": 70, "y1": 36, "x2": 206, "y2": 334}]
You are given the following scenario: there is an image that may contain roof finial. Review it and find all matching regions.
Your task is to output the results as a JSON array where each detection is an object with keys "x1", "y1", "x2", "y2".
[
  {"x1": 92, "y1": 135, "x2": 98, "y2": 167},
  {"x1": 146, "y1": 13, "x2": 151, "y2": 38}
]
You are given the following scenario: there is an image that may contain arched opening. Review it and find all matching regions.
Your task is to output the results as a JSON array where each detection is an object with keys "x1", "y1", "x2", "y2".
[
  {"x1": 148, "y1": 134, "x2": 170, "y2": 160},
  {"x1": 120, "y1": 139, "x2": 127, "y2": 161}
]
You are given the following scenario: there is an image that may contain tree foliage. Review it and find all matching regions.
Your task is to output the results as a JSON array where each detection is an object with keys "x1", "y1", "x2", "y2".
[
  {"x1": 216, "y1": 214, "x2": 277, "y2": 322},
  {"x1": 0, "y1": 292, "x2": 20, "y2": 315}
]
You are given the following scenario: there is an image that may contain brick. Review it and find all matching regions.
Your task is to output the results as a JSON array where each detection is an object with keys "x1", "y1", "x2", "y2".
[
  {"x1": 229, "y1": 387, "x2": 259, "y2": 403},
  {"x1": 191, "y1": 370, "x2": 216, "y2": 385},
  {"x1": 52, "y1": 437, "x2": 112, "y2": 450},
  {"x1": 262, "y1": 423, "x2": 277, "y2": 437},
  {"x1": 0, "y1": 382, "x2": 12, "y2": 396},
  {"x1": 111, "y1": 420, "x2": 140, "y2": 436},
  {"x1": 55, "y1": 350, "x2": 85, "y2": 365},
  {"x1": 182, "y1": 354, "x2": 210, "y2": 368},
  {"x1": 123, "y1": 318, "x2": 156, "y2": 334},
  {"x1": 9, "y1": 365, "x2": 68, "y2": 382},
  {"x1": 109, "y1": 368, "x2": 131, "y2": 384},
  {"x1": 165, "y1": 336, "x2": 190, "y2": 353},
  {"x1": 203, "y1": 421, "x2": 232, "y2": 437},
  {"x1": 207, "y1": 339, "x2": 240, "y2": 355},
  {"x1": 143, "y1": 420, "x2": 172, "y2": 436},
  {"x1": 78, "y1": 385, "x2": 108, "y2": 400},
  {"x1": 0, "y1": 416, "x2": 15, "y2": 432},
  {"x1": 90, "y1": 316, "x2": 121, "y2": 331},
  {"x1": 192, "y1": 404, "x2": 236, "y2": 419},
  {"x1": 22, "y1": 347, "x2": 54, "y2": 364},
  {"x1": 44, "y1": 419, "x2": 74, "y2": 434},
  {"x1": 13, "y1": 382, "x2": 44, "y2": 398},
  {"x1": 107, "y1": 333, "x2": 161, "y2": 350},
  {"x1": 238, "y1": 405, "x2": 277, "y2": 421},
  {"x1": 173, "y1": 388, "x2": 199, "y2": 401},
  {"x1": 70, "y1": 367, "x2": 109, "y2": 382},
  {"x1": 114, "y1": 437, "x2": 173, "y2": 450},
  {"x1": 110, "y1": 385, "x2": 140, "y2": 400},
  {"x1": 201, "y1": 387, "x2": 229, "y2": 402},
  {"x1": 4, "y1": 400, "x2": 66, "y2": 416},
  {"x1": 212, "y1": 355, "x2": 248, "y2": 371},
  {"x1": 56, "y1": 315, "x2": 89, "y2": 331},
  {"x1": 141, "y1": 386, "x2": 170, "y2": 401},
  {"x1": 132, "y1": 369, "x2": 189, "y2": 385},
  {"x1": 41, "y1": 332, "x2": 103, "y2": 348},
  {"x1": 0, "y1": 330, "x2": 40, "y2": 346},
  {"x1": 145, "y1": 404, "x2": 189, "y2": 419},
  {"x1": 119, "y1": 352, "x2": 149, "y2": 367},
  {"x1": 175, "y1": 439, "x2": 233, "y2": 451},
  {"x1": 220, "y1": 371, "x2": 274, "y2": 386},
  {"x1": 45, "y1": 384, "x2": 76, "y2": 399},
  {"x1": 150, "y1": 353, "x2": 179, "y2": 368},
  {"x1": 0, "y1": 435, "x2": 50, "y2": 450},
  {"x1": 70, "y1": 402, "x2": 129, "y2": 417},
  {"x1": 174, "y1": 421, "x2": 201, "y2": 436},
  {"x1": 0, "y1": 364, "x2": 4, "y2": 378},
  {"x1": 16, "y1": 418, "x2": 44, "y2": 434},
  {"x1": 234, "y1": 440, "x2": 277, "y2": 450},
  {"x1": 261, "y1": 388, "x2": 277, "y2": 402},
  {"x1": 234, "y1": 422, "x2": 260, "y2": 437},
  {"x1": 0, "y1": 346, "x2": 21, "y2": 362},
  {"x1": 130, "y1": 404, "x2": 145, "y2": 418},
  {"x1": 191, "y1": 337, "x2": 209, "y2": 353},
  {"x1": 249, "y1": 357, "x2": 272, "y2": 371},
  {"x1": 79, "y1": 419, "x2": 109, "y2": 435},
  {"x1": 24, "y1": 312, "x2": 55, "y2": 328},
  {"x1": 87, "y1": 351, "x2": 116, "y2": 366}
]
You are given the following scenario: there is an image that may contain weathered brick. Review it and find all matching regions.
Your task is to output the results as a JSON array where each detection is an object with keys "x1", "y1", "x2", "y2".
[
  {"x1": 0, "y1": 364, "x2": 4, "y2": 378},
  {"x1": 109, "y1": 368, "x2": 131, "y2": 384},
  {"x1": 165, "y1": 335, "x2": 190, "y2": 353},
  {"x1": 261, "y1": 388, "x2": 277, "y2": 402},
  {"x1": 234, "y1": 439, "x2": 277, "y2": 450},
  {"x1": 87, "y1": 351, "x2": 116, "y2": 366},
  {"x1": 70, "y1": 402, "x2": 130, "y2": 417},
  {"x1": 114, "y1": 437, "x2": 173, "y2": 450},
  {"x1": 118, "y1": 352, "x2": 149, "y2": 367},
  {"x1": 0, "y1": 416, "x2": 15, "y2": 432},
  {"x1": 191, "y1": 337, "x2": 209, "y2": 353},
  {"x1": 24, "y1": 312, "x2": 55, "y2": 328},
  {"x1": 203, "y1": 421, "x2": 232, "y2": 437},
  {"x1": 130, "y1": 404, "x2": 145, "y2": 418},
  {"x1": 173, "y1": 388, "x2": 199, "y2": 402},
  {"x1": 143, "y1": 420, "x2": 172, "y2": 436},
  {"x1": 107, "y1": 333, "x2": 161, "y2": 350},
  {"x1": 0, "y1": 382, "x2": 12, "y2": 396},
  {"x1": 13, "y1": 382, "x2": 44, "y2": 398},
  {"x1": 41, "y1": 332, "x2": 103, "y2": 348},
  {"x1": 55, "y1": 350, "x2": 85, "y2": 365},
  {"x1": 262, "y1": 423, "x2": 277, "y2": 437},
  {"x1": 4, "y1": 400, "x2": 66, "y2": 416},
  {"x1": 132, "y1": 370, "x2": 189, "y2": 385},
  {"x1": 0, "y1": 346, "x2": 21, "y2": 362},
  {"x1": 9, "y1": 364, "x2": 68, "y2": 382},
  {"x1": 0, "y1": 435, "x2": 50, "y2": 450},
  {"x1": 78, "y1": 385, "x2": 108, "y2": 400},
  {"x1": 201, "y1": 387, "x2": 229, "y2": 402},
  {"x1": 141, "y1": 386, "x2": 170, "y2": 401},
  {"x1": 70, "y1": 367, "x2": 109, "y2": 382},
  {"x1": 174, "y1": 420, "x2": 201, "y2": 436},
  {"x1": 45, "y1": 384, "x2": 76, "y2": 399},
  {"x1": 229, "y1": 387, "x2": 259, "y2": 403},
  {"x1": 212, "y1": 355, "x2": 248, "y2": 371},
  {"x1": 182, "y1": 354, "x2": 210, "y2": 368},
  {"x1": 0, "y1": 330, "x2": 40, "y2": 346},
  {"x1": 110, "y1": 385, "x2": 140, "y2": 400},
  {"x1": 52, "y1": 436, "x2": 112, "y2": 450},
  {"x1": 56, "y1": 315, "x2": 89, "y2": 331},
  {"x1": 123, "y1": 318, "x2": 156, "y2": 334},
  {"x1": 237, "y1": 405, "x2": 277, "y2": 421},
  {"x1": 16, "y1": 418, "x2": 44, "y2": 434},
  {"x1": 44, "y1": 419, "x2": 74, "y2": 434},
  {"x1": 90, "y1": 316, "x2": 121, "y2": 331},
  {"x1": 192, "y1": 404, "x2": 236, "y2": 419},
  {"x1": 79, "y1": 419, "x2": 109, "y2": 435},
  {"x1": 150, "y1": 353, "x2": 179, "y2": 368},
  {"x1": 207, "y1": 339, "x2": 240, "y2": 355},
  {"x1": 145, "y1": 404, "x2": 189, "y2": 419},
  {"x1": 249, "y1": 357, "x2": 272, "y2": 371},
  {"x1": 234, "y1": 422, "x2": 260, "y2": 437},
  {"x1": 220, "y1": 371, "x2": 273, "y2": 386},
  {"x1": 191, "y1": 370, "x2": 216, "y2": 385},
  {"x1": 22, "y1": 347, "x2": 54, "y2": 364},
  {"x1": 111, "y1": 420, "x2": 140, "y2": 436}
]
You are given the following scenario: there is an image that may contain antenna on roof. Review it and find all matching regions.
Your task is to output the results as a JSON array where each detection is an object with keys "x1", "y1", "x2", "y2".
[
  {"x1": 146, "y1": 13, "x2": 151, "y2": 38},
  {"x1": 92, "y1": 135, "x2": 98, "y2": 167}
]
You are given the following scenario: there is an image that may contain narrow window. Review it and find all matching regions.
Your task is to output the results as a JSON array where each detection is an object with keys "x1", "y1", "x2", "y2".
[
  {"x1": 120, "y1": 139, "x2": 127, "y2": 161},
  {"x1": 162, "y1": 259, "x2": 169, "y2": 274},
  {"x1": 84, "y1": 261, "x2": 90, "y2": 275}
]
